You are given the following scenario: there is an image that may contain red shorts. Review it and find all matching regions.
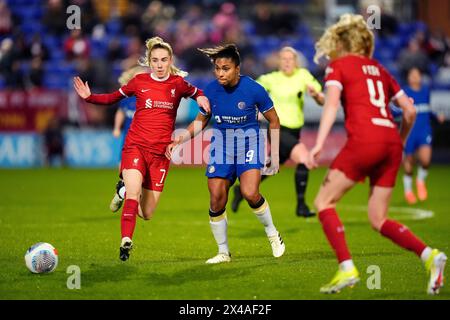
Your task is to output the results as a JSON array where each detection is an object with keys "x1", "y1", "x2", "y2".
[
  {"x1": 120, "y1": 146, "x2": 170, "y2": 192},
  {"x1": 331, "y1": 142, "x2": 402, "y2": 187}
]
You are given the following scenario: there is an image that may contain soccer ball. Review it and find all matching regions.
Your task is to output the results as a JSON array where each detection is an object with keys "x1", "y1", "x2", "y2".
[{"x1": 25, "y1": 242, "x2": 58, "y2": 274}]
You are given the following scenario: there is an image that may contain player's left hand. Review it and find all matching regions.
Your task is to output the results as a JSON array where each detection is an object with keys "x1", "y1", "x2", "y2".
[
  {"x1": 438, "y1": 113, "x2": 445, "y2": 124},
  {"x1": 196, "y1": 96, "x2": 211, "y2": 114},
  {"x1": 112, "y1": 128, "x2": 121, "y2": 138},
  {"x1": 262, "y1": 158, "x2": 279, "y2": 176},
  {"x1": 73, "y1": 76, "x2": 91, "y2": 99},
  {"x1": 306, "y1": 85, "x2": 319, "y2": 98},
  {"x1": 307, "y1": 85, "x2": 325, "y2": 105},
  {"x1": 165, "y1": 143, "x2": 175, "y2": 160},
  {"x1": 165, "y1": 137, "x2": 181, "y2": 160},
  {"x1": 307, "y1": 144, "x2": 322, "y2": 169}
]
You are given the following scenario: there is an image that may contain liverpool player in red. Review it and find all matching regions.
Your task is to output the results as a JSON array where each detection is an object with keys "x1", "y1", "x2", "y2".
[
  {"x1": 307, "y1": 14, "x2": 446, "y2": 294},
  {"x1": 73, "y1": 37, "x2": 210, "y2": 261}
]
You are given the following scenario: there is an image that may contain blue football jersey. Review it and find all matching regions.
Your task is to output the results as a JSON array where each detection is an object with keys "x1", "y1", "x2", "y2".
[
  {"x1": 404, "y1": 86, "x2": 435, "y2": 131},
  {"x1": 201, "y1": 76, "x2": 273, "y2": 181},
  {"x1": 390, "y1": 85, "x2": 437, "y2": 154},
  {"x1": 119, "y1": 96, "x2": 136, "y2": 135},
  {"x1": 391, "y1": 86, "x2": 436, "y2": 131},
  {"x1": 201, "y1": 75, "x2": 274, "y2": 130}
]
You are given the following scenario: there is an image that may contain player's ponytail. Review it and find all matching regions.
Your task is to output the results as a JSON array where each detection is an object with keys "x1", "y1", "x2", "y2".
[
  {"x1": 118, "y1": 65, "x2": 148, "y2": 86},
  {"x1": 139, "y1": 36, "x2": 188, "y2": 78},
  {"x1": 198, "y1": 44, "x2": 241, "y2": 66},
  {"x1": 314, "y1": 14, "x2": 374, "y2": 63}
]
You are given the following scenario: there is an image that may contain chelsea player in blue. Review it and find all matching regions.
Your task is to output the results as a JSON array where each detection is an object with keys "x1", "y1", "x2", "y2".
[
  {"x1": 113, "y1": 96, "x2": 136, "y2": 153},
  {"x1": 166, "y1": 44, "x2": 285, "y2": 264},
  {"x1": 392, "y1": 68, "x2": 445, "y2": 204}
]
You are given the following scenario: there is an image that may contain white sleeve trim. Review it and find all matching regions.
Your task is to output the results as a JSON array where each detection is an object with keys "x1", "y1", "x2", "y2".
[
  {"x1": 198, "y1": 107, "x2": 209, "y2": 116},
  {"x1": 119, "y1": 88, "x2": 128, "y2": 98},
  {"x1": 325, "y1": 80, "x2": 343, "y2": 91},
  {"x1": 391, "y1": 89, "x2": 405, "y2": 101},
  {"x1": 188, "y1": 87, "x2": 198, "y2": 98},
  {"x1": 261, "y1": 106, "x2": 275, "y2": 114}
]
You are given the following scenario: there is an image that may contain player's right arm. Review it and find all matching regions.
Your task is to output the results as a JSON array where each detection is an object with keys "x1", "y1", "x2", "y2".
[
  {"x1": 165, "y1": 112, "x2": 211, "y2": 160},
  {"x1": 73, "y1": 76, "x2": 134, "y2": 105}
]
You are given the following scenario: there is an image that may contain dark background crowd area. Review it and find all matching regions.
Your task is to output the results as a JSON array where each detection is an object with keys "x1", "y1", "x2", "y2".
[{"x1": 1, "y1": 0, "x2": 450, "y2": 127}]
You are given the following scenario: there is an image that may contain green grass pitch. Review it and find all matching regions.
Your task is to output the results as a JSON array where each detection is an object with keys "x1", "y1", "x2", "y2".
[{"x1": 0, "y1": 166, "x2": 449, "y2": 300}]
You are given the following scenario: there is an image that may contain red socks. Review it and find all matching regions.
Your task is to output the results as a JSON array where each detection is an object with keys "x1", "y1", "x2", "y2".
[
  {"x1": 380, "y1": 219, "x2": 427, "y2": 257},
  {"x1": 319, "y1": 209, "x2": 427, "y2": 262},
  {"x1": 319, "y1": 208, "x2": 352, "y2": 263},
  {"x1": 121, "y1": 199, "x2": 138, "y2": 239}
]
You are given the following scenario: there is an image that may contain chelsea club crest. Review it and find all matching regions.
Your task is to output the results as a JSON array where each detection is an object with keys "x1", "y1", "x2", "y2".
[{"x1": 237, "y1": 101, "x2": 246, "y2": 110}]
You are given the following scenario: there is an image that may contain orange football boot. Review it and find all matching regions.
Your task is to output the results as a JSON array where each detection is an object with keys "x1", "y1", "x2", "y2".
[
  {"x1": 417, "y1": 180, "x2": 428, "y2": 201},
  {"x1": 405, "y1": 191, "x2": 417, "y2": 205}
]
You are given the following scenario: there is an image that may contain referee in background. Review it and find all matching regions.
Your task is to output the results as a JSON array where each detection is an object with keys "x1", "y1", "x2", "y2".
[{"x1": 232, "y1": 46, "x2": 324, "y2": 218}]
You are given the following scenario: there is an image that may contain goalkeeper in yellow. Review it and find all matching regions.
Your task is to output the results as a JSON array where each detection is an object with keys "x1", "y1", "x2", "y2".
[{"x1": 232, "y1": 46, "x2": 324, "y2": 218}]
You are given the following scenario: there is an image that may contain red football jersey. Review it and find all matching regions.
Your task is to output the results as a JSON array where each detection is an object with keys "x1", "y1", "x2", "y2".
[
  {"x1": 324, "y1": 55, "x2": 404, "y2": 144},
  {"x1": 86, "y1": 73, "x2": 203, "y2": 155}
]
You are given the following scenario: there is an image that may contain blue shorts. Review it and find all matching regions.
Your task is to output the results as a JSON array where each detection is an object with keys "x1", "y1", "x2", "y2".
[
  {"x1": 206, "y1": 162, "x2": 263, "y2": 185},
  {"x1": 404, "y1": 128, "x2": 432, "y2": 155},
  {"x1": 205, "y1": 130, "x2": 265, "y2": 185}
]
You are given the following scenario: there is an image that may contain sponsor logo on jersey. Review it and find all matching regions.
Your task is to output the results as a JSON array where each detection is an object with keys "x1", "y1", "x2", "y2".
[
  {"x1": 141, "y1": 89, "x2": 151, "y2": 93},
  {"x1": 133, "y1": 158, "x2": 139, "y2": 165},
  {"x1": 153, "y1": 101, "x2": 174, "y2": 109},
  {"x1": 217, "y1": 115, "x2": 248, "y2": 124},
  {"x1": 145, "y1": 99, "x2": 174, "y2": 110},
  {"x1": 415, "y1": 104, "x2": 431, "y2": 113}
]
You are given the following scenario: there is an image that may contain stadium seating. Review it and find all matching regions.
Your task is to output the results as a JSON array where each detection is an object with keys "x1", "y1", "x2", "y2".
[{"x1": 1, "y1": 1, "x2": 450, "y2": 91}]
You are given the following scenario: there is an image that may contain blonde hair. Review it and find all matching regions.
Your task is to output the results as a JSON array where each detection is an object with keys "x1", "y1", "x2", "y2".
[
  {"x1": 279, "y1": 46, "x2": 301, "y2": 67},
  {"x1": 314, "y1": 14, "x2": 374, "y2": 64},
  {"x1": 118, "y1": 65, "x2": 147, "y2": 86},
  {"x1": 139, "y1": 36, "x2": 188, "y2": 77}
]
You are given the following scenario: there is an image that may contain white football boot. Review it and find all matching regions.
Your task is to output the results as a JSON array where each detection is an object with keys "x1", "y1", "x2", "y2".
[
  {"x1": 425, "y1": 249, "x2": 447, "y2": 295},
  {"x1": 205, "y1": 252, "x2": 231, "y2": 264},
  {"x1": 110, "y1": 180, "x2": 125, "y2": 213},
  {"x1": 268, "y1": 232, "x2": 285, "y2": 258}
]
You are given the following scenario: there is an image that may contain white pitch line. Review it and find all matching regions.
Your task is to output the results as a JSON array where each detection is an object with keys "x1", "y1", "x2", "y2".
[
  {"x1": 305, "y1": 205, "x2": 434, "y2": 223},
  {"x1": 338, "y1": 205, "x2": 434, "y2": 221}
]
